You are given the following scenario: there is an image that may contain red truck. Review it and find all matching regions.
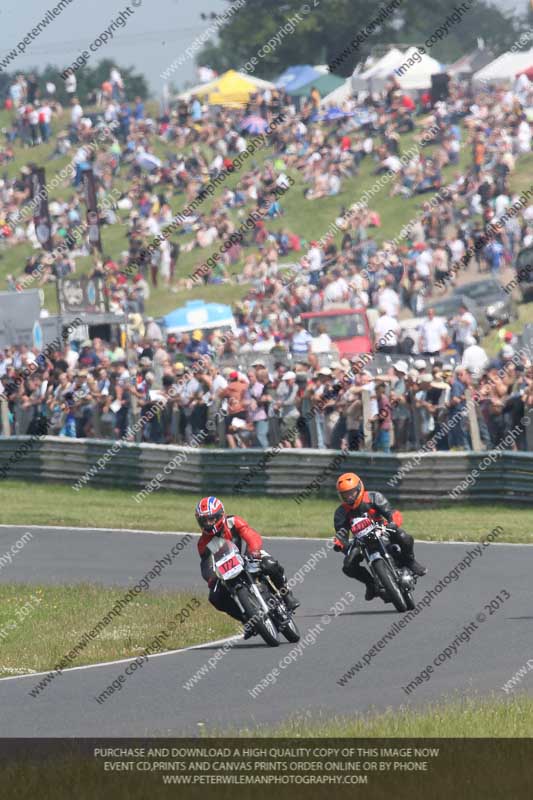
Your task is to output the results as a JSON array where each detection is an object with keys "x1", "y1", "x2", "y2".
[{"x1": 301, "y1": 307, "x2": 372, "y2": 357}]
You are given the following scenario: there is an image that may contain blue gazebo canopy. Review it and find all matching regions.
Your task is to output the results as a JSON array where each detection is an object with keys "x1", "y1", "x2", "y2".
[
  {"x1": 275, "y1": 65, "x2": 322, "y2": 94},
  {"x1": 161, "y1": 300, "x2": 236, "y2": 334}
]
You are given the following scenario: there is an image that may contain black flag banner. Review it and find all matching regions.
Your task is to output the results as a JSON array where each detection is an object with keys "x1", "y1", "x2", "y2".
[
  {"x1": 30, "y1": 167, "x2": 53, "y2": 252},
  {"x1": 82, "y1": 168, "x2": 103, "y2": 254}
]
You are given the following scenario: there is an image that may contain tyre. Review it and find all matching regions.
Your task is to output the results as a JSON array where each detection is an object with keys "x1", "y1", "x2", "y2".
[
  {"x1": 281, "y1": 617, "x2": 300, "y2": 643},
  {"x1": 404, "y1": 591, "x2": 416, "y2": 611},
  {"x1": 237, "y1": 587, "x2": 279, "y2": 647},
  {"x1": 373, "y1": 559, "x2": 407, "y2": 613}
]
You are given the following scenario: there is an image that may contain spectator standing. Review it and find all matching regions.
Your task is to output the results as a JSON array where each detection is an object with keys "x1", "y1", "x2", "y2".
[
  {"x1": 374, "y1": 307, "x2": 399, "y2": 353},
  {"x1": 452, "y1": 303, "x2": 477, "y2": 356},
  {"x1": 448, "y1": 366, "x2": 469, "y2": 449},
  {"x1": 291, "y1": 318, "x2": 312, "y2": 359},
  {"x1": 249, "y1": 365, "x2": 271, "y2": 448},
  {"x1": 275, "y1": 371, "x2": 301, "y2": 447},
  {"x1": 310, "y1": 323, "x2": 332, "y2": 354},
  {"x1": 221, "y1": 371, "x2": 249, "y2": 448},
  {"x1": 375, "y1": 382, "x2": 392, "y2": 452},
  {"x1": 419, "y1": 307, "x2": 447, "y2": 356},
  {"x1": 461, "y1": 336, "x2": 489, "y2": 380},
  {"x1": 390, "y1": 361, "x2": 410, "y2": 451}
]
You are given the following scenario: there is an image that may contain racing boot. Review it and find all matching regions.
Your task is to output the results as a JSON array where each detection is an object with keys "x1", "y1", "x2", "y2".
[
  {"x1": 405, "y1": 556, "x2": 428, "y2": 577},
  {"x1": 392, "y1": 527, "x2": 427, "y2": 577},
  {"x1": 283, "y1": 589, "x2": 300, "y2": 611},
  {"x1": 364, "y1": 582, "x2": 377, "y2": 601},
  {"x1": 262, "y1": 556, "x2": 301, "y2": 611},
  {"x1": 365, "y1": 582, "x2": 389, "y2": 602},
  {"x1": 243, "y1": 623, "x2": 257, "y2": 640}
]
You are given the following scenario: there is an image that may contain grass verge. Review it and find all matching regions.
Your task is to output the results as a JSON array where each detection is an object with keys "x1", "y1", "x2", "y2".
[
  {"x1": 0, "y1": 583, "x2": 238, "y2": 678},
  {"x1": 0, "y1": 480, "x2": 532, "y2": 543},
  {"x1": 234, "y1": 695, "x2": 533, "y2": 737}
]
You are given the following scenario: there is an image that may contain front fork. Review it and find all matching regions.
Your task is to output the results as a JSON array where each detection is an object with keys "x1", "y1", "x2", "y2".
[
  {"x1": 366, "y1": 548, "x2": 395, "y2": 586},
  {"x1": 368, "y1": 549, "x2": 416, "y2": 594},
  {"x1": 231, "y1": 576, "x2": 272, "y2": 619}
]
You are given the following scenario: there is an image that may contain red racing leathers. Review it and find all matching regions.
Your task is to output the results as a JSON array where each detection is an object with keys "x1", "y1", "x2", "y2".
[
  {"x1": 199, "y1": 515, "x2": 263, "y2": 585},
  {"x1": 199, "y1": 515, "x2": 289, "y2": 622}
]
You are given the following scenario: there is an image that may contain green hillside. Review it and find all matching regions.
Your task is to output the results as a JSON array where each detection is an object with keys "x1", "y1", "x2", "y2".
[{"x1": 0, "y1": 105, "x2": 484, "y2": 318}]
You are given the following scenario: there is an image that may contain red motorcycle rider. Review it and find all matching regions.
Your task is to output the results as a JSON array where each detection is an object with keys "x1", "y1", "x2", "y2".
[
  {"x1": 196, "y1": 497, "x2": 300, "y2": 637},
  {"x1": 333, "y1": 473, "x2": 427, "y2": 601}
]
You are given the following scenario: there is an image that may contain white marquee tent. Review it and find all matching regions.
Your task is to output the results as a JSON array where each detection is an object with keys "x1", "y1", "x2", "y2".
[
  {"x1": 351, "y1": 47, "x2": 404, "y2": 92},
  {"x1": 351, "y1": 46, "x2": 442, "y2": 93},
  {"x1": 395, "y1": 47, "x2": 442, "y2": 90},
  {"x1": 472, "y1": 48, "x2": 533, "y2": 84}
]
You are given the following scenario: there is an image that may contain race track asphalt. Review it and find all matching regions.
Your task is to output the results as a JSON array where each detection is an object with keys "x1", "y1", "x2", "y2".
[{"x1": 0, "y1": 525, "x2": 531, "y2": 736}]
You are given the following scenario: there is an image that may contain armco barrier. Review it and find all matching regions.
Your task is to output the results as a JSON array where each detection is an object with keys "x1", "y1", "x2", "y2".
[{"x1": 0, "y1": 437, "x2": 532, "y2": 504}]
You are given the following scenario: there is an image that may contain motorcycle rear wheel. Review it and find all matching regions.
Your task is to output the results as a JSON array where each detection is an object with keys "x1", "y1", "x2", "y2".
[
  {"x1": 373, "y1": 559, "x2": 407, "y2": 613},
  {"x1": 237, "y1": 587, "x2": 279, "y2": 647}
]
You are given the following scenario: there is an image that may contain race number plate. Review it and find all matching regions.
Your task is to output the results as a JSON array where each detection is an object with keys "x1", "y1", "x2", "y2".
[{"x1": 216, "y1": 554, "x2": 243, "y2": 579}]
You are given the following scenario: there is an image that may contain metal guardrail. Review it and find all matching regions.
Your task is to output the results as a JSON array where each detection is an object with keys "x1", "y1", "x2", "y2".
[{"x1": 1, "y1": 437, "x2": 532, "y2": 505}]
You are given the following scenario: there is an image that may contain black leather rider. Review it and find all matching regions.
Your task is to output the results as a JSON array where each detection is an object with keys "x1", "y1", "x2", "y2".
[{"x1": 334, "y1": 491, "x2": 426, "y2": 596}]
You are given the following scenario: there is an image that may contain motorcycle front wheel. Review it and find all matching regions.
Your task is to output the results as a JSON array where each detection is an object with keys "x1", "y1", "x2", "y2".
[
  {"x1": 373, "y1": 559, "x2": 407, "y2": 613},
  {"x1": 281, "y1": 617, "x2": 300, "y2": 643},
  {"x1": 237, "y1": 587, "x2": 279, "y2": 647}
]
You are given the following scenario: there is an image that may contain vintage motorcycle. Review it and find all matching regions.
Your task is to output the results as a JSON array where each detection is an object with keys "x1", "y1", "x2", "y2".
[
  {"x1": 344, "y1": 517, "x2": 417, "y2": 612},
  {"x1": 206, "y1": 536, "x2": 300, "y2": 646}
]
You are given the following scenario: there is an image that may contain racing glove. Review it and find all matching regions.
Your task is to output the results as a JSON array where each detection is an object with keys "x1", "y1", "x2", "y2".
[
  {"x1": 333, "y1": 529, "x2": 349, "y2": 553},
  {"x1": 391, "y1": 509, "x2": 403, "y2": 527}
]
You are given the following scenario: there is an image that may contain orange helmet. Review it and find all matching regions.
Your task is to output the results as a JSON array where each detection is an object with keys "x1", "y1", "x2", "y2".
[{"x1": 336, "y1": 472, "x2": 365, "y2": 509}]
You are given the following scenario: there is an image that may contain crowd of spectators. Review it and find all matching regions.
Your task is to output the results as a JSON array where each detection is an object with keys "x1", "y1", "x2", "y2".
[
  {"x1": 1, "y1": 325, "x2": 532, "y2": 453},
  {"x1": 2, "y1": 68, "x2": 532, "y2": 305},
  {"x1": 1, "y1": 65, "x2": 533, "y2": 453}
]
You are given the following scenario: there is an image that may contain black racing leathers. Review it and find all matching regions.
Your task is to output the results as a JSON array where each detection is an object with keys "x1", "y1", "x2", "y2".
[{"x1": 334, "y1": 492, "x2": 415, "y2": 586}]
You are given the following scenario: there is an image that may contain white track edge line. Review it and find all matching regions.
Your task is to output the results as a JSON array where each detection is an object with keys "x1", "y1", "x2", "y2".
[
  {"x1": 0, "y1": 634, "x2": 243, "y2": 684},
  {"x1": 0, "y1": 523, "x2": 532, "y2": 546}
]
